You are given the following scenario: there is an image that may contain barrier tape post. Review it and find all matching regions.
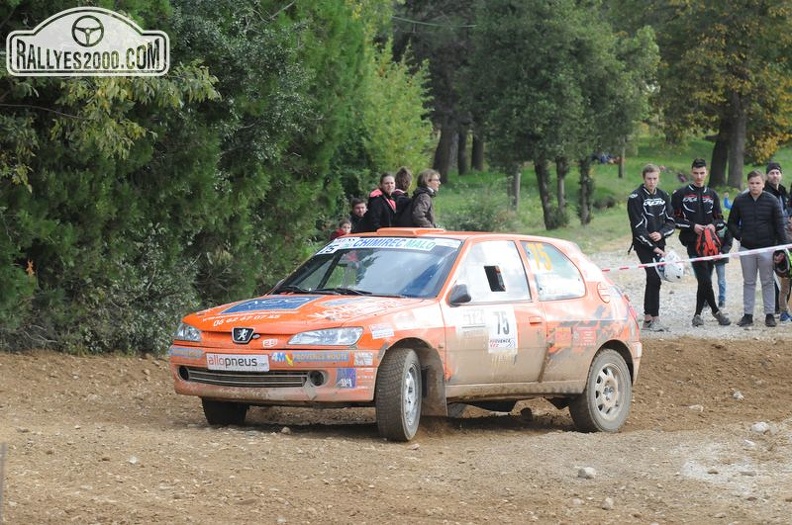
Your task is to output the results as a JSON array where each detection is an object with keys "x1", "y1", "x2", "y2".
[{"x1": 601, "y1": 243, "x2": 792, "y2": 273}]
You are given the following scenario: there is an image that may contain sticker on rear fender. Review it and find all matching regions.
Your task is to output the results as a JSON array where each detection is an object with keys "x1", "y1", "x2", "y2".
[{"x1": 206, "y1": 353, "x2": 269, "y2": 372}]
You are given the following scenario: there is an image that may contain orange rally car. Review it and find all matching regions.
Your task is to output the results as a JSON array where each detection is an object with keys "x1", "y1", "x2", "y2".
[{"x1": 168, "y1": 228, "x2": 642, "y2": 441}]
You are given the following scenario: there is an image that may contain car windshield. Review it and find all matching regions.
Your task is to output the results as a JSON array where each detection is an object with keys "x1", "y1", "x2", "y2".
[{"x1": 274, "y1": 237, "x2": 462, "y2": 299}]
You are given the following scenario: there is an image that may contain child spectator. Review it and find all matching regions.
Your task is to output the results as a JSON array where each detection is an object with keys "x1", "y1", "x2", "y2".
[{"x1": 329, "y1": 218, "x2": 352, "y2": 240}]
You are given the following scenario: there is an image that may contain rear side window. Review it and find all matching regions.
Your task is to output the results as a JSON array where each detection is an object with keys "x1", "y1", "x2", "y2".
[
  {"x1": 456, "y1": 240, "x2": 530, "y2": 302},
  {"x1": 521, "y1": 241, "x2": 585, "y2": 301}
]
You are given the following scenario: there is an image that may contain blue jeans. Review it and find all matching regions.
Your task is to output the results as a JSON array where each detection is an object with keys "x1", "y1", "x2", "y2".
[{"x1": 715, "y1": 261, "x2": 727, "y2": 304}]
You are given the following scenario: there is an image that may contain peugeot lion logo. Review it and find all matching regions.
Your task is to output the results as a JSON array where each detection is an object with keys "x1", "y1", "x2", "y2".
[{"x1": 232, "y1": 327, "x2": 255, "y2": 344}]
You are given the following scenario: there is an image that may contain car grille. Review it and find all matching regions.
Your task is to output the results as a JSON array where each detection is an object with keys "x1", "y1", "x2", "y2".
[{"x1": 183, "y1": 367, "x2": 309, "y2": 388}]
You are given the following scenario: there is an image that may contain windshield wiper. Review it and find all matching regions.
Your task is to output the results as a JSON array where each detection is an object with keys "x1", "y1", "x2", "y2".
[
  {"x1": 274, "y1": 285, "x2": 310, "y2": 294},
  {"x1": 316, "y1": 287, "x2": 372, "y2": 296}
]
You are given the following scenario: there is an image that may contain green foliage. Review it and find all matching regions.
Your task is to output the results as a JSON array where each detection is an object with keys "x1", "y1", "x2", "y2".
[
  {"x1": 440, "y1": 179, "x2": 519, "y2": 232},
  {"x1": 357, "y1": 41, "x2": 434, "y2": 179},
  {"x1": 0, "y1": 0, "x2": 433, "y2": 354},
  {"x1": 466, "y1": 0, "x2": 658, "y2": 228}
]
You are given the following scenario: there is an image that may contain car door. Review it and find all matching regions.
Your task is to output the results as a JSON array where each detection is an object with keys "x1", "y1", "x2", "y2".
[
  {"x1": 520, "y1": 240, "x2": 593, "y2": 383},
  {"x1": 441, "y1": 239, "x2": 547, "y2": 385}
]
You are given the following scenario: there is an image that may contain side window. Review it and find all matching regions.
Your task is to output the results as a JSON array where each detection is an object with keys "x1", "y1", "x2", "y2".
[
  {"x1": 456, "y1": 240, "x2": 530, "y2": 302},
  {"x1": 521, "y1": 241, "x2": 586, "y2": 301}
]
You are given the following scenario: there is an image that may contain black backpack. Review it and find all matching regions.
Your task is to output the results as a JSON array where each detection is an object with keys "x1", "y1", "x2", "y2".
[{"x1": 394, "y1": 195, "x2": 414, "y2": 227}]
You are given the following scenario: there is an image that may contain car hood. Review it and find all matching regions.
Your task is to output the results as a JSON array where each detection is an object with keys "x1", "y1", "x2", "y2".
[{"x1": 184, "y1": 294, "x2": 426, "y2": 334}]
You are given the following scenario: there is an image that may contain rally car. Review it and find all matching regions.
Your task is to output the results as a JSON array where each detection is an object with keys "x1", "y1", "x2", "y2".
[{"x1": 168, "y1": 228, "x2": 642, "y2": 441}]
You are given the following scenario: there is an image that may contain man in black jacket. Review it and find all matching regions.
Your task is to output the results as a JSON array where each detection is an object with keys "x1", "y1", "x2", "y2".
[
  {"x1": 728, "y1": 169, "x2": 789, "y2": 327},
  {"x1": 671, "y1": 158, "x2": 731, "y2": 327},
  {"x1": 764, "y1": 161, "x2": 791, "y2": 317},
  {"x1": 627, "y1": 164, "x2": 676, "y2": 331}
]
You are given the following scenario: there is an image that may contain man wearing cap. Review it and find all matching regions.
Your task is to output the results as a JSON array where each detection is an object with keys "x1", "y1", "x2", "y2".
[
  {"x1": 671, "y1": 158, "x2": 731, "y2": 327},
  {"x1": 765, "y1": 161, "x2": 792, "y2": 321},
  {"x1": 728, "y1": 169, "x2": 789, "y2": 327}
]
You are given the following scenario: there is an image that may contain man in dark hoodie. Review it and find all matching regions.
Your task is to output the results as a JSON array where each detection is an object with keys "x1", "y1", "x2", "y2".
[
  {"x1": 410, "y1": 169, "x2": 441, "y2": 227},
  {"x1": 671, "y1": 158, "x2": 731, "y2": 327}
]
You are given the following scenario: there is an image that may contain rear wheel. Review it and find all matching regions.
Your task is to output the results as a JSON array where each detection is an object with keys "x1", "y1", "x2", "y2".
[
  {"x1": 201, "y1": 398, "x2": 249, "y2": 426},
  {"x1": 375, "y1": 348, "x2": 422, "y2": 441},
  {"x1": 569, "y1": 349, "x2": 632, "y2": 432}
]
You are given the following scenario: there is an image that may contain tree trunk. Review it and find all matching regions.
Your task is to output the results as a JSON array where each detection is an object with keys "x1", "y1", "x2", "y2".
[
  {"x1": 710, "y1": 117, "x2": 730, "y2": 187},
  {"x1": 534, "y1": 159, "x2": 556, "y2": 229},
  {"x1": 726, "y1": 93, "x2": 747, "y2": 188},
  {"x1": 471, "y1": 133, "x2": 484, "y2": 171},
  {"x1": 507, "y1": 167, "x2": 521, "y2": 211},
  {"x1": 578, "y1": 157, "x2": 594, "y2": 225},
  {"x1": 555, "y1": 156, "x2": 568, "y2": 219},
  {"x1": 618, "y1": 145, "x2": 626, "y2": 179},
  {"x1": 457, "y1": 128, "x2": 469, "y2": 176},
  {"x1": 432, "y1": 117, "x2": 455, "y2": 181}
]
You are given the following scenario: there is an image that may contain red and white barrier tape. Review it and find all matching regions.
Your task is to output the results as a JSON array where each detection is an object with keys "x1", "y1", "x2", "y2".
[{"x1": 601, "y1": 243, "x2": 792, "y2": 273}]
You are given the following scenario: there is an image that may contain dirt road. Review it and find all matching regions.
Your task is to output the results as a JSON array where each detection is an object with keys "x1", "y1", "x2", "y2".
[{"x1": 1, "y1": 336, "x2": 792, "y2": 524}]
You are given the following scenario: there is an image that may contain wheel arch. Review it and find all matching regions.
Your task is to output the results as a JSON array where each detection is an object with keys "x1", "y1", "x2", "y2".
[
  {"x1": 601, "y1": 339, "x2": 636, "y2": 383},
  {"x1": 383, "y1": 337, "x2": 447, "y2": 416}
]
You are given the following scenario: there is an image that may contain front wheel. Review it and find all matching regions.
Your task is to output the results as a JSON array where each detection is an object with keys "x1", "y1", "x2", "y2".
[
  {"x1": 375, "y1": 348, "x2": 422, "y2": 441},
  {"x1": 569, "y1": 349, "x2": 632, "y2": 432},
  {"x1": 201, "y1": 398, "x2": 249, "y2": 426}
]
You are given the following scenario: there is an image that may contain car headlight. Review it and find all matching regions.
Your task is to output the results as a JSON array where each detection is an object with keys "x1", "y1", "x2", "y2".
[
  {"x1": 174, "y1": 322, "x2": 202, "y2": 342},
  {"x1": 288, "y1": 327, "x2": 363, "y2": 346}
]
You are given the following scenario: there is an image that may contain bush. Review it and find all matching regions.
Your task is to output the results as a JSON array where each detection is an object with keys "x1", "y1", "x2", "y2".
[{"x1": 441, "y1": 187, "x2": 519, "y2": 232}]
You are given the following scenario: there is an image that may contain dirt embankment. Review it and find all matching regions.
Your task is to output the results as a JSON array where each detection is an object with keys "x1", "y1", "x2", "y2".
[{"x1": 2, "y1": 336, "x2": 792, "y2": 524}]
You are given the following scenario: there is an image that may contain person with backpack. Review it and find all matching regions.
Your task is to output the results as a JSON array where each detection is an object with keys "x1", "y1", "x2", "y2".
[
  {"x1": 392, "y1": 166, "x2": 413, "y2": 225},
  {"x1": 627, "y1": 163, "x2": 676, "y2": 332},
  {"x1": 671, "y1": 158, "x2": 731, "y2": 327},
  {"x1": 727, "y1": 169, "x2": 789, "y2": 327}
]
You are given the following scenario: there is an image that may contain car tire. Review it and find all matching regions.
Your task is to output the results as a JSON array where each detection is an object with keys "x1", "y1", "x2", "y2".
[
  {"x1": 375, "y1": 348, "x2": 422, "y2": 441},
  {"x1": 569, "y1": 348, "x2": 632, "y2": 432},
  {"x1": 201, "y1": 398, "x2": 249, "y2": 426}
]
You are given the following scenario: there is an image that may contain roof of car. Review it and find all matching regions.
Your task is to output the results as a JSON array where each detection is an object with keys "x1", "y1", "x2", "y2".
[{"x1": 358, "y1": 227, "x2": 574, "y2": 246}]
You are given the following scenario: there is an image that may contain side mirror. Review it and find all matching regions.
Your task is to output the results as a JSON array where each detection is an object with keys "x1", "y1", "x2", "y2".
[{"x1": 448, "y1": 284, "x2": 471, "y2": 306}]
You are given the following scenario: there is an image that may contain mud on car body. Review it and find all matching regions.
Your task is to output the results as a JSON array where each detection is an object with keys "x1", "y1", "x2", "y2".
[{"x1": 168, "y1": 228, "x2": 642, "y2": 441}]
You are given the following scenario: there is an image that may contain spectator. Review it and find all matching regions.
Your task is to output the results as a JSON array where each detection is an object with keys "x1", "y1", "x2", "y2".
[
  {"x1": 627, "y1": 163, "x2": 676, "y2": 331},
  {"x1": 329, "y1": 218, "x2": 352, "y2": 240},
  {"x1": 775, "y1": 250, "x2": 792, "y2": 323},
  {"x1": 714, "y1": 223, "x2": 733, "y2": 308},
  {"x1": 358, "y1": 173, "x2": 396, "y2": 232},
  {"x1": 671, "y1": 158, "x2": 731, "y2": 327},
  {"x1": 722, "y1": 192, "x2": 732, "y2": 211},
  {"x1": 727, "y1": 170, "x2": 789, "y2": 327},
  {"x1": 349, "y1": 198, "x2": 367, "y2": 233},
  {"x1": 411, "y1": 169, "x2": 441, "y2": 227},
  {"x1": 763, "y1": 161, "x2": 790, "y2": 315},
  {"x1": 393, "y1": 166, "x2": 413, "y2": 222}
]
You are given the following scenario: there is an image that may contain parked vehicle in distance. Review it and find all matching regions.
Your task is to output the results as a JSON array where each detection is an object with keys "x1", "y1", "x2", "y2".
[{"x1": 168, "y1": 228, "x2": 642, "y2": 441}]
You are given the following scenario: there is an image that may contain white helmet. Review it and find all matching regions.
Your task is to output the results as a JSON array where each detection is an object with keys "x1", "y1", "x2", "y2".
[{"x1": 656, "y1": 249, "x2": 684, "y2": 282}]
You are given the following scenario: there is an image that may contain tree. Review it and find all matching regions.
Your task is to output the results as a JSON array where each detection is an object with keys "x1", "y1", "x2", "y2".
[
  {"x1": 0, "y1": 1, "x2": 220, "y2": 350},
  {"x1": 1, "y1": 0, "x2": 433, "y2": 353},
  {"x1": 613, "y1": 0, "x2": 792, "y2": 187},
  {"x1": 467, "y1": 0, "x2": 656, "y2": 227},
  {"x1": 393, "y1": 0, "x2": 476, "y2": 179}
]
